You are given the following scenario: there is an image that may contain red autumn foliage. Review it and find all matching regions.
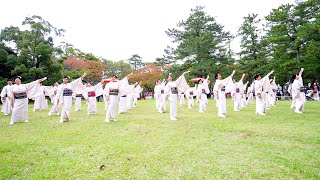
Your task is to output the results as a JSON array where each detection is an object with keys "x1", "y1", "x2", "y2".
[
  {"x1": 64, "y1": 56, "x2": 107, "y2": 83},
  {"x1": 129, "y1": 63, "x2": 168, "y2": 92}
]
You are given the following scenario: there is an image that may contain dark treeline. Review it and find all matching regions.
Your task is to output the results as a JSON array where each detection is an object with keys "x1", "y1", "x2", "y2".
[{"x1": 159, "y1": 0, "x2": 319, "y2": 86}]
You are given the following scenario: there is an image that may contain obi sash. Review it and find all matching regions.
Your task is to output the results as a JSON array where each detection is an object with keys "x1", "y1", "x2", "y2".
[
  {"x1": 221, "y1": 86, "x2": 225, "y2": 92},
  {"x1": 300, "y1": 86, "x2": 306, "y2": 92},
  {"x1": 189, "y1": 91, "x2": 193, "y2": 95},
  {"x1": 109, "y1": 89, "x2": 119, "y2": 96},
  {"x1": 161, "y1": 90, "x2": 164, "y2": 94},
  {"x1": 88, "y1": 91, "x2": 96, "y2": 97},
  {"x1": 76, "y1": 94, "x2": 82, "y2": 97},
  {"x1": 63, "y1": 89, "x2": 73, "y2": 96},
  {"x1": 202, "y1": 89, "x2": 206, "y2": 94},
  {"x1": 235, "y1": 88, "x2": 240, "y2": 93},
  {"x1": 171, "y1": 87, "x2": 178, "y2": 94},
  {"x1": 14, "y1": 92, "x2": 27, "y2": 99}
]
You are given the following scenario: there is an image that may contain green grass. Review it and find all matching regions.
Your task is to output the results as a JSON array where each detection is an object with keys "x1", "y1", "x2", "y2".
[{"x1": 0, "y1": 99, "x2": 319, "y2": 179}]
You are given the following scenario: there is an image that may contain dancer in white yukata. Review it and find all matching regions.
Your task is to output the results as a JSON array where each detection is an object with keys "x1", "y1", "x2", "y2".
[
  {"x1": 57, "y1": 74, "x2": 86, "y2": 123},
  {"x1": 158, "y1": 80, "x2": 167, "y2": 113},
  {"x1": 104, "y1": 75, "x2": 120, "y2": 122},
  {"x1": 290, "y1": 68, "x2": 305, "y2": 114},
  {"x1": 179, "y1": 93, "x2": 185, "y2": 106},
  {"x1": 74, "y1": 93, "x2": 83, "y2": 112},
  {"x1": 197, "y1": 76, "x2": 210, "y2": 112},
  {"x1": 240, "y1": 81, "x2": 249, "y2": 108},
  {"x1": 48, "y1": 82, "x2": 60, "y2": 116},
  {"x1": 213, "y1": 70, "x2": 235, "y2": 118},
  {"x1": 1, "y1": 79, "x2": 13, "y2": 116},
  {"x1": 232, "y1": 74, "x2": 245, "y2": 112},
  {"x1": 9, "y1": 76, "x2": 47, "y2": 125},
  {"x1": 33, "y1": 82, "x2": 48, "y2": 111},
  {"x1": 133, "y1": 82, "x2": 143, "y2": 108},
  {"x1": 118, "y1": 75, "x2": 131, "y2": 114},
  {"x1": 253, "y1": 70, "x2": 274, "y2": 115},
  {"x1": 185, "y1": 86, "x2": 196, "y2": 108},
  {"x1": 154, "y1": 79, "x2": 162, "y2": 111},
  {"x1": 126, "y1": 82, "x2": 136, "y2": 110},
  {"x1": 86, "y1": 81, "x2": 103, "y2": 115},
  {"x1": 246, "y1": 83, "x2": 254, "y2": 105},
  {"x1": 165, "y1": 71, "x2": 190, "y2": 120},
  {"x1": 268, "y1": 77, "x2": 277, "y2": 107}
]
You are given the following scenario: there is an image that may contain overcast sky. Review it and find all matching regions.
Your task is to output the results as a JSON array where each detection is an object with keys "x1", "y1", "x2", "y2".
[{"x1": 1, "y1": 0, "x2": 296, "y2": 62}]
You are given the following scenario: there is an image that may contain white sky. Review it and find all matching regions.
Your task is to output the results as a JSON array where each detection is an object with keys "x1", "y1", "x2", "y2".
[{"x1": 0, "y1": 0, "x2": 296, "y2": 62}]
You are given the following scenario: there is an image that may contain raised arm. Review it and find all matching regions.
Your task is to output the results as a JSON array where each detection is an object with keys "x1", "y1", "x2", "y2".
[
  {"x1": 266, "y1": 70, "x2": 274, "y2": 77},
  {"x1": 230, "y1": 70, "x2": 235, "y2": 77},
  {"x1": 125, "y1": 72, "x2": 133, "y2": 78},
  {"x1": 182, "y1": 70, "x2": 190, "y2": 76},
  {"x1": 81, "y1": 73, "x2": 87, "y2": 80},
  {"x1": 240, "y1": 74, "x2": 245, "y2": 82},
  {"x1": 299, "y1": 68, "x2": 304, "y2": 77}
]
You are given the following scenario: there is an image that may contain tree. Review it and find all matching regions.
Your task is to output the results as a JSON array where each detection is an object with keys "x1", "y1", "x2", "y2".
[
  {"x1": 237, "y1": 13, "x2": 266, "y2": 81},
  {"x1": 128, "y1": 64, "x2": 164, "y2": 92},
  {"x1": 0, "y1": 43, "x2": 18, "y2": 89},
  {"x1": 64, "y1": 56, "x2": 107, "y2": 83},
  {"x1": 0, "y1": 15, "x2": 65, "y2": 85},
  {"x1": 102, "y1": 60, "x2": 132, "y2": 79},
  {"x1": 164, "y1": 6, "x2": 233, "y2": 82},
  {"x1": 264, "y1": 0, "x2": 320, "y2": 83},
  {"x1": 166, "y1": 6, "x2": 231, "y2": 64},
  {"x1": 127, "y1": 54, "x2": 144, "y2": 70}
]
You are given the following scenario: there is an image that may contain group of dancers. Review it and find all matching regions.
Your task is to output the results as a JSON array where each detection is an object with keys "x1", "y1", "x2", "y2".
[
  {"x1": 1, "y1": 68, "x2": 307, "y2": 124},
  {"x1": 0, "y1": 73, "x2": 143, "y2": 125},
  {"x1": 154, "y1": 68, "x2": 306, "y2": 120}
]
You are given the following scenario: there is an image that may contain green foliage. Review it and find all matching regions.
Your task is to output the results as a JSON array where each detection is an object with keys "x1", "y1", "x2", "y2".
[
  {"x1": 0, "y1": 43, "x2": 17, "y2": 89},
  {"x1": 103, "y1": 60, "x2": 132, "y2": 79},
  {"x1": 127, "y1": 54, "x2": 144, "y2": 70},
  {"x1": 166, "y1": 6, "x2": 231, "y2": 63},
  {"x1": 0, "y1": 15, "x2": 64, "y2": 86},
  {"x1": 165, "y1": 6, "x2": 233, "y2": 80},
  {"x1": 237, "y1": 0, "x2": 320, "y2": 84}
]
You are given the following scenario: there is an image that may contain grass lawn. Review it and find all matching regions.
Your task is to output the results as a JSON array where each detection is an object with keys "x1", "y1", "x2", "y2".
[{"x1": 0, "y1": 99, "x2": 319, "y2": 179}]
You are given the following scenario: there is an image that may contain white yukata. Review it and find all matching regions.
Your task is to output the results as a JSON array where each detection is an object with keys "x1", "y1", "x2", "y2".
[
  {"x1": 57, "y1": 78, "x2": 86, "y2": 123},
  {"x1": 291, "y1": 77, "x2": 305, "y2": 113},
  {"x1": 33, "y1": 86, "x2": 48, "y2": 111},
  {"x1": 1, "y1": 84, "x2": 13, "y2": 115},
  {"x1": 104, "y1": 81, "x2": 120, "y2": 121},
  {"x1": 288, "y1": 84, "x2": 296, "y2": 108},
  {"x1": 154, "y1": 83, "x2": 162, "y2": 110},
  {"x1": 197, "y1": 80, "x2": 210, "y2": 112},
  {"x1": 74, "y1": 93, "x2": 83, "y2": 111},
  {"x1": 118, "y1": 77, "x2": 130, "y2": 114},
  {"x1": 254, "y1": 75, "x2": 271, "y2": 115},
  {"x1": 240, "y1": 82, "x2": 248, "y2": 108},
  {"x1": 179, "y1": 93, "x2": 185, "y2": 106},
  {"x1": 246, "y1": 84, "x2": 254, "y2": 105},
  {"x1": 166, "y1": 73, "x2": 190, "y2": 120},
  {"x1": 126, "y1": 85, "x2": 135, "y2": 110},
  {"x1": 185, "y1": 87, "x2": 196, "y2": 108},
  {"x1": 232, "y1": 80, "x2": 243, "y2": 111},
  {"x1": 86, "y1": 83, "x2": 103, "y2": 115},
  {"x1": 48, "y1": 86, "x2": 60, "y2": 116},
  {"x1": 213, "y1": 76, "x2": 233, "y2": 117},
  {"x1": 133, "y1": 84, "x2": 143, "y2": 108},
  {"x1": 10, "y1": 80, "x2": 44, "y2": 124},
  {"x1": 158, "y1": 82, "x2": 167, "y2": 112},
  {"x1": 268, "y1": 81, "x2": 277, "y2": 107},
  {"x1": 166, "y1": 81, "x2": 178, "y2": 120}
]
